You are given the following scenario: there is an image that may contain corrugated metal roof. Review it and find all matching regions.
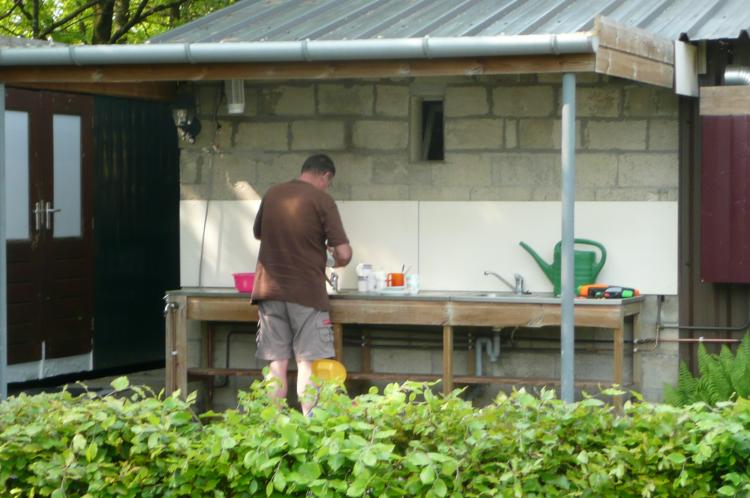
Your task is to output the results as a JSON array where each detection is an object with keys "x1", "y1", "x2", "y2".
[
  {"x1": 150, "y1": 0, "x2": 750, "y2": 44},
  {"x1": 0, "y1": 36, "x2": 64, "y2": 48}
]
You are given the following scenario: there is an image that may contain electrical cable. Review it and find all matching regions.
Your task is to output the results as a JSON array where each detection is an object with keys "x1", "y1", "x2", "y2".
[{"x1": 197, "y1": 85, "x2": 225, "y2": 286}]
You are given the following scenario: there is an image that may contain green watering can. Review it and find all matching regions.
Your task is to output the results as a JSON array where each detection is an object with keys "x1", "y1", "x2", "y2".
[{"x1": 519, "y1": 238, "x2": 607, "y2": 296}]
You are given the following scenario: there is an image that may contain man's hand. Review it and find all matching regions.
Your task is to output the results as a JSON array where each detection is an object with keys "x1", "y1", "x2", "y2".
[{"x1": 329, "y1": 243, "x2": 352, "y2": 267}]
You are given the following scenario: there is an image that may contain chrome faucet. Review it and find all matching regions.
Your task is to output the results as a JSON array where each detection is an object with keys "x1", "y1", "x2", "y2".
[
  {"x1": 484, "y1": 270, "x2": 527, "y2": 295},
  {"x1": 327, "y1": 271, "x2": 340, "y2": 292}
]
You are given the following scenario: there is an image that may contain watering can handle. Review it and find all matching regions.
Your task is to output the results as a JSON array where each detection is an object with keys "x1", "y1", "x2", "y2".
[
  {"x1": 552, "y1": 238, "x2": 607, "y2": 269},
  {"x1": 574, "y1": 238, "x2": 607, "y2": 272}
]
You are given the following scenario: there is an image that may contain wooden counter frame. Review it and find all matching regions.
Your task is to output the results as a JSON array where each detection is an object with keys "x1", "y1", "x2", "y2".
[{"x1": 164, "y1": 292, "x2": 641, "y2": 401}]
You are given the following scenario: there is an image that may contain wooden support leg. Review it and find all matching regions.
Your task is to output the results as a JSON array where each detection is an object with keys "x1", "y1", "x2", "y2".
[
  {"x1": 632, "y1": 312, "x2": 642, "y2": 391},
  {"x1": 204, "y1": 324, "x2": 215, "y2": 409},
  {"x1": 165, "y1": 298, "x2": 177, "y2": 396},
  {"x1": 443, "y1": 325, "x2": 454, "y2": 396},
  {"x1": 165, "y1": 295, "x2": 188, "y2": 398},
  {"x1": 333, "y1": 323, "x2": 344, "y2": 362},
  {"x1": 361, "y1": 330, "x2": 371, "y2": 373},
  {"x1": 613, "y1": 322, "x2": 624, "y2": 412},
  {"x1": 466, "y1": 331, "x2": 475, "y2": 377}
]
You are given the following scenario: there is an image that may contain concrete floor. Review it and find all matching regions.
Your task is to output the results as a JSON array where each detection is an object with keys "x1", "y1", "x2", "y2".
[{"x1": 8, "y1": 368, "x2": 166, "y2": 397}]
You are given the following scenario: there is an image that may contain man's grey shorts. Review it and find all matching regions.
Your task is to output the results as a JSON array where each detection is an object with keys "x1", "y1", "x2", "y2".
[{"x1": 255, "y1": 300, "x2": 335, "y2": 361}]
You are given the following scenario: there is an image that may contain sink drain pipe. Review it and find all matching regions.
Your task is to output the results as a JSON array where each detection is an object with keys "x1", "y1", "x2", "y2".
[{"x1": 475, "y1": 331, "x2": 501, "y2": 376}]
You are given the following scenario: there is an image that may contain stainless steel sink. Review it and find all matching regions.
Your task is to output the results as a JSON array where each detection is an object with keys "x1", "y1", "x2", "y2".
[
  {"x1": 455, "y1": 290, "x2": 550, "y2": 301},
  {"x1": 466, "y1": 291, "x2": 533, "y2": 298}
]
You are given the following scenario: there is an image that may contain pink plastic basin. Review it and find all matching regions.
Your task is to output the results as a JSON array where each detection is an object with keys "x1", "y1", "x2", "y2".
[{"x1": 232, "y1": 272, "x2": 255, "y2": 293}]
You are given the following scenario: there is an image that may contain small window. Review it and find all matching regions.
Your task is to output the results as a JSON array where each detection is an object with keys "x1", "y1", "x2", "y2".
[{"x1": 411, "y1": 98, "x2": 444, "y2": 162}]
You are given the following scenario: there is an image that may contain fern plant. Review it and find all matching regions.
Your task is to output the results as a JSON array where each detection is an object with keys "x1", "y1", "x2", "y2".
[{"x1": 664, "y1": 333, "x2": 750, "y2": 406}]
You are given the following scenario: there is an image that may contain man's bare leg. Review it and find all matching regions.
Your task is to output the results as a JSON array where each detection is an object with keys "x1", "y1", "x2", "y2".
[
  {"x1": 267, "y1": 359, "x2": 289, "y2": 402},
  {"x1": 296, "y1": 359, "x2": 315, "y2": 416}
]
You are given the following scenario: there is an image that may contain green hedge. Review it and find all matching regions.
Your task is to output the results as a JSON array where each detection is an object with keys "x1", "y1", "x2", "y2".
[{"x1": 2, "y1": 378, "x2": 750, "y2": 497}]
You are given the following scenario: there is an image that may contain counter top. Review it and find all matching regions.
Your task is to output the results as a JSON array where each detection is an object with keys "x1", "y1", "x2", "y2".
[
  {"x1": 165, "y1": 286, "x2": 643, "y2": 402},
  {"x1": 167, "y1": 287, "x2": 644, "y2": 306}
]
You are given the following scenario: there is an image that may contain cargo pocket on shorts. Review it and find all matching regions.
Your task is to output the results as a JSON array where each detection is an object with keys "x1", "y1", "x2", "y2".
[
  {"x1": 318, "y1": 315, "x2": 334, "y2": 343},
  {"x1": 318, "y1": 326, "x2": 333, "y2": 343}
]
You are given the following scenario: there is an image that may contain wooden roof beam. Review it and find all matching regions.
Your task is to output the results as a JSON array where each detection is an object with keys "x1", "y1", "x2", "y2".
[
  {"x1": 700, "y1": 86, "x2": 750, "y2": 116},
  {"x1": 0, "y1": 54, "x2": 596, "y2": 84},
  {"x1": 594, "y1": 16, "x2": 675, "y2": 88},
  {"x1": 9, "y1": 81, "x2": 176, "y2": 101}
]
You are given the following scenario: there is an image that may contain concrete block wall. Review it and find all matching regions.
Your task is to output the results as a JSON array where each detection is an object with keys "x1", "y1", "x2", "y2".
[
  {"x1": 180, "y1": 74, "x2": 680, "y2": 406},
  {"x1": 182, "y1": 75, "x2": 678, "y2": 203}
]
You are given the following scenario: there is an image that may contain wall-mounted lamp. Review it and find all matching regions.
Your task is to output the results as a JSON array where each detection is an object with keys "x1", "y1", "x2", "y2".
[
  {"x1": 171, "y1": 90, "x2": 202, "y2": 144},
  {"x1": 225, "y1": 79, "x2": 245, "y2": 114}
]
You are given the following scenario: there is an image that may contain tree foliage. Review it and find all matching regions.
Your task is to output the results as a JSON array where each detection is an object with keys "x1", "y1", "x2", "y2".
[{"x1": 0, "y1": 0, "x2": 235, "y2": 45}]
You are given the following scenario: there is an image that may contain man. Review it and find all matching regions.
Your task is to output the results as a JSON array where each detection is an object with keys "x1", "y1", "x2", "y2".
[{"x1": 251, "y1": 154, "x2": 352, "y2": 415}]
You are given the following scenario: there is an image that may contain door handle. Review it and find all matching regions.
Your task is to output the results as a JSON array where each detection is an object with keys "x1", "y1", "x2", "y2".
[
  {"x1": 32, "y1": 201, "x2": 43, "y2": 231},
  {"x1": 44, "y1": 201, "x2": 62, "y2": 230}
]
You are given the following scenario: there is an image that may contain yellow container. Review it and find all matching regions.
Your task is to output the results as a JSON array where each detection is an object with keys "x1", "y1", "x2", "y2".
[{"x1": 312, "y1": 359, "x2": 347, "y2": 383}]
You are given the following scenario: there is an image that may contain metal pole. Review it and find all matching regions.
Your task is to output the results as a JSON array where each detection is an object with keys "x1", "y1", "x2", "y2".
[
  {"x1": 0, "y1": 83, "x2": 7, "y2": 400},
  {"x1": 560, "y1": 73, "x2": 576, "y2": 403}
]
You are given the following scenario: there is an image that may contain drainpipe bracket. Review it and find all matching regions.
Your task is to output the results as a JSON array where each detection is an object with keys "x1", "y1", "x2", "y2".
[{"x1": 421, "y1": 36, "x2": 432, "y2": 59}]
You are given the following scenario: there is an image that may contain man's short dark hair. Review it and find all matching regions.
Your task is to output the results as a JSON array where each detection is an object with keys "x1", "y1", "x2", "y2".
[{"x1": 301, "y1": 154, "x2": 336, "y2": 176}]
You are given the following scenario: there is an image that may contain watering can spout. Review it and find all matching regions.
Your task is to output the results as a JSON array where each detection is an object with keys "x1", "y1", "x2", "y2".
[{"x1": 519, "y1": 241, "x2": 555, "y2": 282}]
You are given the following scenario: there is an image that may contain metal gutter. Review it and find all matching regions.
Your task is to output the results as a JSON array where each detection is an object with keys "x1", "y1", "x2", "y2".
[{"x1": 0, "y1": 33, "x2": 597, "y2": 66}]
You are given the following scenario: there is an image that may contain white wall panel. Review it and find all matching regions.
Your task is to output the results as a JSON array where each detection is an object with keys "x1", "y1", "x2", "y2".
[
  {"x1": 180, "y1": 201, "x2": 204, "y2": 286},
  {"x1": 336, "y1": 201, "x2": 419, "y2": 289},
  {"x1": 181, "y1": 200, "x2": 677, "y2": 295},
  {"x1": 180, "y1": 200, "x2": 261, "y2": 287},
  {"x1": 419, "y1": 202, "x2": 677, "y2": 295}
]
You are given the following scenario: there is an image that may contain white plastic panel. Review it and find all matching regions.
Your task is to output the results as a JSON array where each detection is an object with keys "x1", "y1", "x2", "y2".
[
  {"x1": 419, "y1": 202, "x2": 678, "y2": 295},
  {"x1": 336, "y1": 201, "x2": 419, "y2": 289},
  {"x1": 52, "y1": 114, "x2": 82, "y2": 238},
  {"x1": 180, "y1": 200, "x2": 420, "y2": 290},
  {"x1": 180, "y1": 200, "x2": 262, "y2": 286},
  {"x1": 4, "y1": 111, "x2": 30, "y2": 240},
  {"x1": 180, "y1": 200, "x2": 678, "y2": 295}
]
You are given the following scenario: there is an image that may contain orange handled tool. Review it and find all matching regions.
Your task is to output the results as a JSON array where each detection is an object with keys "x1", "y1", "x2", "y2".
[
  {"x1": 578, "y1": 284, "x2": 640, "y2": 298},
  {"x1": 578, "y1": 284, "x2": 610, "y2": 298}
]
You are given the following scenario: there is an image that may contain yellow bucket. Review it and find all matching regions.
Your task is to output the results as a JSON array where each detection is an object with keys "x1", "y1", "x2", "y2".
[{"x1": 311, "y1": 359, "x2": 347, "y2": 383}]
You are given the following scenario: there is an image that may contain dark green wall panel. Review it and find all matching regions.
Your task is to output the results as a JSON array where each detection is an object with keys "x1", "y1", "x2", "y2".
[{"x1": 93, "y1": 97, "x2": 179, "y2": 369}]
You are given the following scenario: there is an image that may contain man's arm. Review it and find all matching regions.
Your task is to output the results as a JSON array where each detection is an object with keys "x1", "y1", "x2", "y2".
[
  {"x1": 253, "y1": 201, "x2": 264, "y2": 240},
  {"x1": 329, "y1": 243, "x2": 352, "y2": 268}
]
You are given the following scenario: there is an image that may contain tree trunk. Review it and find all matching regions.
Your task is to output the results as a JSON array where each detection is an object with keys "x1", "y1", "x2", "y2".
[
  {"x1": 114, "y1": 0, "x2": 130, "y2": 43},
  {"x1": 32, "y1": 0, "x2": 40, "y2": 38},
  {"x1": 169, "y1": 3, "x2": 180, "y2": 29},
  {"x1": 92, "y1": 0, "x2": 115, "y2": 44}
]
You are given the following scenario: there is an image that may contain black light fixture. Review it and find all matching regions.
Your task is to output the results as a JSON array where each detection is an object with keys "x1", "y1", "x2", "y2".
[{"x1": 171, "y1": 85, "x2": 202, "y2": 144}]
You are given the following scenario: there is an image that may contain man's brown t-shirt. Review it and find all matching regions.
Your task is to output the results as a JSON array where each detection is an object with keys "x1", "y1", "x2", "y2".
[{"x1": 251, "y1": 179, "x2": 349, "y2": 311}]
